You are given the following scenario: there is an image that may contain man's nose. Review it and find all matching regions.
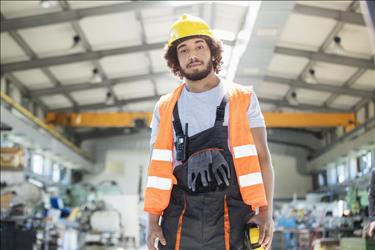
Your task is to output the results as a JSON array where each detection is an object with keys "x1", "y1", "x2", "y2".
[{"x1": 189, "y1": 54, "x2": 198, "y2": 62}]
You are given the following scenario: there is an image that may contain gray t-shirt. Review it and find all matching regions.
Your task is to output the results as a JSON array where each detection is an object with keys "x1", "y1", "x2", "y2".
[{"x1": 150, "y1": 79, "x2": 265, "y2": 145}]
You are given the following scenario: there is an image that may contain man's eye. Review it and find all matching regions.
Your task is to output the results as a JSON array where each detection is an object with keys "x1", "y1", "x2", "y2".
[
  {"x1": 197, "y1": 45, "x2": 204, "y2": 50},
  {"x1": 179, "y1": 49, "x2": 187, "y2": 54}
]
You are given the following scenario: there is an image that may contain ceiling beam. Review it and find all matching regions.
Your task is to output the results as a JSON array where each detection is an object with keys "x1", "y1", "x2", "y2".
[
  {"x1": 30, "y1": 71, "x2": 168, "y2": 97},
  {"x1": 258, "y1": 97, "x2": 347, "y2": 112},
  {"x1": 49, "y1": 93, "x2": 348, "y2": 113},
  {"x1": 1, "y1": 2, "x2": 363, "y2": 32},
  {"x1": 5, "y1": 31, "x2": 80, "y2": 110},
  {"x1": 58, "y1": 0, "x2": 122, "y2": 111},
  {"x1": 1, "y1": 13, "x2": 79, "y2": 111},
  {"x1": 1, "y1": 42, "x2": 164, "y2": 74},
  {"x1": 293, "y1": 4, "x2": 365, "y2": 26},
  {"x1": 324, "y1": 69, "x2": 367, "y2": 107},
  {"x1": 283, "y1": 2, "x2": 366, "y2": 112},
  {"x1": 1, "y1": 2, "x2": 205, "y2": 32},
  {"x1": 263, "y1": 75, "x2": 374, "y2": 99},
  {"x1": 135, "y1": 10, "x2": 160, "y2": 97},
  {"x1": 2, "y1": 42, "x2": 368, "y2": 75},
  {"x1": 1, "y1": 39, "x2": 234, "y2": 74},
  {"x1": 274, "y1": 46, "x2": 375, "y2": 70},
  {"x1": 4, "y1": 30, "x2": 369, "y2": 75},
  {"x1": 30, "y1": 70, "x2": 373, "y2": 99}
]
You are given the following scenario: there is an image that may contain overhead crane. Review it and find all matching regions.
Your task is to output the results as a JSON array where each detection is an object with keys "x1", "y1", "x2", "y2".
[{"x1": 45, "y1": 111, "x2": 356, "y2": 131}]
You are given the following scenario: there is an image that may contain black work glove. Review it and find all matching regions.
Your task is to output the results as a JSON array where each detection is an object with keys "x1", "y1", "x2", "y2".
[
  {"x1": 211, "y1": 150, "x2": 230, "y2": 187},
  {"x1": 187, "y1": 150, "x2": 212, "y2": 192}
]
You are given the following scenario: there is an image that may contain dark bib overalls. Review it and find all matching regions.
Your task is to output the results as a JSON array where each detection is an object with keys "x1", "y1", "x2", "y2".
[{"x1": 160, "y1": 96, "x2": 255, "y2": 250}]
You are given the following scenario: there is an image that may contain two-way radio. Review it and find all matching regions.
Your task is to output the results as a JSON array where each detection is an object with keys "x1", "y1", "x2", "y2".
[{"x1": 176, "y1": 123, "x2": 189, "y2": 162}]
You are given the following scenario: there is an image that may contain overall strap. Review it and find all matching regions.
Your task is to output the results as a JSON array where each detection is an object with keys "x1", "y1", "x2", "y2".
[
  {"x1": 214, "y1": 94, "x2": 228, "y2": 127},
  {"x1": 172, "y1": 102, "x2": 184, "y2": 136}
]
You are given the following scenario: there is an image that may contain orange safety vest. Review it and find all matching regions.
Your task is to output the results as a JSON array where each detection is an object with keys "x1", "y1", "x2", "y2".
[{"x1": 144, "y1": 83, "x2": 268, "y2": 215}]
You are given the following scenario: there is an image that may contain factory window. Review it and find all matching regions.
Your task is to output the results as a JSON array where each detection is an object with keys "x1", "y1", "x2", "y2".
[
  {"x1": 337, "y1": 162, "x2": 347, "y2": 183},
  {"x1": 60, "y1": 168, "x2": 67, "y2": 182},
  {"x1": 312, "y1": 170, "x2": 327, "y2": 190},
  {"x1": 59, "y1": 168, "x2": 71, "y2": 184},
  {"x1": 316, "y1": 170, "x2": 327, "y2": 189},
  {"x1": 327, "y1": 165, "x2": 337, "y2": 186},
  {"x1": 349, "y1": 157, "x2": 357, "y2": 180},
  {"x1": 31, "y1": 154, "x2": 44, "y2": 175},
  {"x1": 64, "y1": 169, "x2": 71, "y2": 184},
  {"x1": 44, "y1": 158, "x2": 53, "y2": 177},
  {"x1": 359, "y1": 151, "x2": 372, "y2": 175},
  {"x1": 52, "y1": 163, "x2": 60, "y2": 182},
  {"x1": 24, "y1": 148, "x2": 32, "y2": 170}
]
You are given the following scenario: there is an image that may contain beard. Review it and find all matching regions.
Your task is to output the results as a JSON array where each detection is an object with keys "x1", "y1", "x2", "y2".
[{"x1": 181, "y1": 59, "x2": 213, "y2": 81}]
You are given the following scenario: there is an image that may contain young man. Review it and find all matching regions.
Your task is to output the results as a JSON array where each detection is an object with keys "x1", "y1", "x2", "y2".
[{"x1": 144, "y1": 14, "x2": 274, "y2": 250}]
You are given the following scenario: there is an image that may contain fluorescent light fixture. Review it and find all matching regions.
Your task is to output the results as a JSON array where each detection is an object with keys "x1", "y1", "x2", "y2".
[
  {"x1": 305, "y1": 68, "x2": 318, "y2": 84},
  {"x1": 71, "y1": 35, "x2": 82, "y2": 53},
  {"x1": 287, "y1": 91, "x2": 299, "y2": 106},
  {"x1": 332, "y1": 36, "x2": 345, "y2": 55},
  {"x1": 105, "y1": 92, "x2": 115, "y2": 105},
  {"x1": 91, "y1": 68, "x2": 102, "y2": 84}
]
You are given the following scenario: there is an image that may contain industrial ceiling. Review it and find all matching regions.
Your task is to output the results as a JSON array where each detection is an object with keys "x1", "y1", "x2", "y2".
[{"x1": 1, "y1": 1, "x2": 374, "y2": 144}]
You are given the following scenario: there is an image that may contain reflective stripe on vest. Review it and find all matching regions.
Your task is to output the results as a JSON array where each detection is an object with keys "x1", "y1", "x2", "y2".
[
  {"x1": 151, "y1": 149, "x2": 173, "y2": 162},
  {"x1": 233, "y1": 144, "x2": 257, "y2": 158},
  {"x1": 144, "y1": 83, "x2": 268, "y2": 215}
]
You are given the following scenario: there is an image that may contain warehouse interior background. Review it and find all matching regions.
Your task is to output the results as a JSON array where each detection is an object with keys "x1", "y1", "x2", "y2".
[{"x1": 0, "y1": 1, "x2": 374, "y2": 249}]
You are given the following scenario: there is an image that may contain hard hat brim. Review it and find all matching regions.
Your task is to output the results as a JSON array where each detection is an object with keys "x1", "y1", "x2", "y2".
[{"x1": 168, "y1": 33, "x2": 213, "y2": 48}]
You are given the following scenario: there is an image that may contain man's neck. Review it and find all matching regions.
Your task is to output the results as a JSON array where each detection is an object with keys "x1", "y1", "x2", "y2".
[{"x1": 185, "y1": 73, "x2": 220, "y2": 93}]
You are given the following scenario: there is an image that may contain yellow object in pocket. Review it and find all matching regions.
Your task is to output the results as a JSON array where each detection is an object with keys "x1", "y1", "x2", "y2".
[{"x1": 248, "y1": 223, "x2": 265, "y2": 250}]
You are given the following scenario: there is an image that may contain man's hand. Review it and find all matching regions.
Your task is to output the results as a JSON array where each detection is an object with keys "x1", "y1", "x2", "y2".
[
  {"x1": 147, "y1": 221, "x2": 166, "y2": 250},
  {"x1": 368, "y1": 221, "x2": 375, "y2": 238},
  {"x1": 248, "y1": 208, "x2": 274, "y2": 250}
]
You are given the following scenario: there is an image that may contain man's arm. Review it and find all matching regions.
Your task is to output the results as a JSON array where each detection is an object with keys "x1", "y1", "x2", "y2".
[
  {"x1": 147, "y1": 212, "x2": 166, "y2": 250},
  {"x1": 146, "y1": 143, "x2": 167, "y2": 250},
  {"x1": 249, "y1": 127, "x2": 275, "y2": 250},
  {"x1": 146, "y1": 102, "x2": 167, "y2": 249},
  {"x1": 252, "y1": 127, "x2": 274, "y2": 215}
]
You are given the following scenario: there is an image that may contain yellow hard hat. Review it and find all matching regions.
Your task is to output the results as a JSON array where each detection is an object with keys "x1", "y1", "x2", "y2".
[{"x1": 167, "y1": 14, "x2": 213, "y2": 47}]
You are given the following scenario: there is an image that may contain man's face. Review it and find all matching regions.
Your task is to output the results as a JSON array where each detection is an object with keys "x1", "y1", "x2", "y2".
[{"x1": 176, "y1": 37, "x2": 213, "y2": 81}]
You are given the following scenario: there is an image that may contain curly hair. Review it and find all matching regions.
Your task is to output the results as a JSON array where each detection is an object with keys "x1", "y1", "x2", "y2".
[{"x1": 164, "y1": 35, "x2": 224, "y2": 79}]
